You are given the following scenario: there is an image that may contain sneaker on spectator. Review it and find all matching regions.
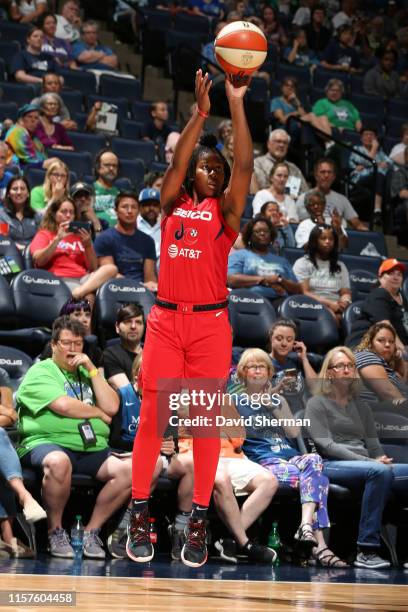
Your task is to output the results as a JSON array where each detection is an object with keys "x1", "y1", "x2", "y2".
[
  {"x1": 168, "y1": 523, "x2": 186, "y2": 561},
  {"x1": 241, "y1": 541, "x2": 276, "y2": 564},
  {"x1": 48, "y1": 528, "x2": 74, "y2": 558},
  {"x1": 181, "y1": 517, "x2": 208, "y2": 568},
  {"x1": 354, "y1": 552, "x2": 391, "y2": 569},
  {"x1": 83, "y1": 529, "x2": 106, "y2": 559},
  {"x1": 107, "y1": 508, "x2": 130, "y2": 559},
  {"x1": 126, "y1": 506, "x2": 154, "y2": 562},
  {"x1": 214, "y1": 538, "x2": 238, "y2": 564}
]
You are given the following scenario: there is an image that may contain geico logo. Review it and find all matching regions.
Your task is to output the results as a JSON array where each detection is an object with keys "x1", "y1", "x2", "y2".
[
  {"x1": 173, "y1": 208, "x2": 212, "y2": 221},
  {"x1": 0, "y1": 358, "x2": 22, "y2": 366},
  {"x1": 22, "y1": 275, "x2": 60, "y2": 285},
  {"x1": 350, "y1": 275, "x2": 377, "y2": 284},
  {"x1": 230, "y1": 295, "x2": 264, "y2": 304},
  {"x1": 108, "y1": 284, "x2": 145, "y2": 293},
  {"x1": 288, "y1": 300, "x2": 322, "y2": 309}
]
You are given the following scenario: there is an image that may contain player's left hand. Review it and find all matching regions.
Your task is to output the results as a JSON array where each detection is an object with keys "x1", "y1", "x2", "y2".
[
  {"x1": 195, "y1": 69, "x2": 211, "y2": 114},
  {"x1": 225, "y1": 73, "x2": 251, "y2": 98}
]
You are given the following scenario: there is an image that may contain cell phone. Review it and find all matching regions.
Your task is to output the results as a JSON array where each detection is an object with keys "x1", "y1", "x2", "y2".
[
  {"x1": 69, "y1": 221, "x2": 92, "y2": 233},
  {"x1": 284, "y1": 368, "x2": 297, "y2": 377}
]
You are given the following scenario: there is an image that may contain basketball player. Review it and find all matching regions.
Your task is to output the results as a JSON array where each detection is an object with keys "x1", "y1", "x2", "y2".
[{"x1": 127, "y1": 70, "x2": 253, "y2": 568}]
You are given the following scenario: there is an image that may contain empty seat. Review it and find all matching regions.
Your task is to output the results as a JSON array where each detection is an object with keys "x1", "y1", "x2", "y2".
[
  {"x1": 279, "y1": 294, "x2": 339, "y2": 353},
  {"x1": 0, "y1": 82, "x2": 37, "y2": 107},
  {"x1": 349, "y1": 74, "x2": 365, "y2": 94},
  {"x1": 0, "y1": 58, "x2": 5, "y2": 81},
  {"x1": 349, "y1": 269, "x2": 378, "y2": 301},
  {"x1": 99, "y1": 74, "x2": 141, "y2": 102},
  {"x1": 0, "y1": 41, "x2": 20, "y2": 72},
  {"x1": 120, "y1": 119, "x2": 145, "y2": 140},
  {"x1": 46, "y1": 149, "x2": 93, "y2": 177},
  {"x1": 0, "y1": 21, "x2": 30, "y2": 45},
  {"x1": 0, "y1": 345, "x2": 32, "y2": 391},
  {"x1": 60, "y1": 90, "x2": 83, "y2": 115},
  {"x1": 344, "y1": 230, "x2": 387, "y2": 257},
  {"x1": 0, "y1": 102, "x2": 18, "y2": 122},
  {"x1": 349, "y1": 93, "x2": 384, "y2": 119},
  {"x1": 66, "y1": 131, "x2": 106, "y2": 159},
  {"x1": 276, "y1": 62, "x2": 311, "y2": 83},
  {"x1": 118, "y1": 158, "x2": 145, "y2": 189},
  {"x1": 341, "y1": 300, "x2": 364, "y2": 338},
  {"x1": 59, "y1": 69, "x2": 97, "y2": 95},
  {"x1": 385, "y1": 116, "x2": 403, "y2": 139},
  {"x1": 140, "y1": 7, "x2": 173, "y2": 30},
  {"x1": 112, "y1": 138, "x2": 156, "y2": 166},
  {"x1": 313, "y1": 69, "x2": 349, "y2": 90},
  {"x1": 373, "y1": 411, "x2": 408, "y2": 463},
  {"x1": 339, "y1": 253, "x2": 382, "y2": 275},
  {"x1": 228, "y1": 289, "x2": 276, "y2": 349},
  {"x1": 174, "y1": 12, "x2": 211, "y2": 35},
  {"x1": 387, "y1": 99, "x2": 408, "y2": 120},
  {"x1": 131, "y1": 100, "x2": 153, "y2": 123}
]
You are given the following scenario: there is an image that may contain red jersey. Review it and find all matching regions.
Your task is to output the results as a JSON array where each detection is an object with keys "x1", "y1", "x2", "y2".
[{"x1": 158, "y1": 193, "x2": 238, "y2": 304}]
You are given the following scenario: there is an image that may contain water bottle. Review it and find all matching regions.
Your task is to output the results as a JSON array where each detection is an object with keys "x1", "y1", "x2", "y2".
[
  {"x1": 70, "y1": 515, "x2": 84, "y2": 559},
  {"x1": 267, "y1": 522, "x2": 281, "y2": 566},
  {"x1": 149, "y1": 517, "x2": 157, "y2": 545}
]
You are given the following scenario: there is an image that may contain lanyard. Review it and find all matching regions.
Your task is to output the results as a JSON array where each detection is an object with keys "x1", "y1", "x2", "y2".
[{"x1": 58, "y1": 367, "x2": 83, "y2": 402}]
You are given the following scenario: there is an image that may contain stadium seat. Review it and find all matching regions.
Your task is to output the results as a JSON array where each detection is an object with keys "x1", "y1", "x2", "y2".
[
  {"x1": 114, "y1": 177, "x2": 132, "y2": 191},
  {"x1": 244, "y1": 195, "x2": 254, "y2": 219},
  {"x1": 359, "y1": 112, "x2": 384, "y2": 135},
  {"x1": 0, "y1": 41, "x2": 20, "y2": 72},
  {"x1": 344, "y1": 230, "x2": 387, "y2": 257},
  {"x1": 349, "y1": 74, "x2": 365, "y2": 94},
  {"x1": 383, "y1": 135, "x2": 399, "y2": 155},
  {"x1": 59, "y1": 69, "x2": 97, "y2": 95},
  {"x1": 276, "y1": 62, "x2": 311, "y2": 83},
  {"x1": 120, "y1": 119, "x2": 145, "y2": 140},
  {"x1": 281, "y1": 247, "x2": 304, "y2": 266},
  {"x1": 60, "y1": 90, "x2": 83, "y2": 115},
  {"x1": 0, "y1": 236, "x2": 24, "y2": 279},
  {"x1": 150, "y1": 161, "x2": 168, "y2": 173},
  {"x1": 385, "y1": 116, "x2": 403, "y2": 139},
  {"x1": 228, "y1": 289, "x2": 276, "y2": 350},
  {"x1": 0, "y1": 82, "x2": 37, "y2": 107},
  {"x1": 131, "y1": 100, "x2": 152, "y2": 123},
  {"x1": 0, "y1": 102, "x2": 18, "y2": 122},
  {"x1": 0, "y1": 345, "x2": 32, "y2": 391},
  {"x1": 313, "y1": 68, "x2": 349, "y2": 90},
  {"x1": 0, "y1": 58, "x2": 5, "y2": 81},
  {"x1": 22, "y1": 245, "x2": 33, "y2": 270},
  {"x1": 279, "y1": 295, "x2": 339, "y2": 353},
  {"x1": 95, "y1": 279, "x2": 155, "y2": 344},
  {"x1": 387, "y1": 99, "x2": 408, "y2": 120},
  {"x1": 339, "y1": 253, "x2": 382, "y2": 275},
  {"x1": 46, "y1": 149, "x2": 93, "y2": 178},
  {"x1": 349, "y1": 269, "x2": 378, "y2": 301},
  {"x1": 349, "y1": 93, "x2": 384, "y2": 120},
  {"x1": 0, "y1": 275, "x2": 15, "y2": 327},
  {"x1": 24, "y1": 167, "x2": 78, "y2": 189},
  {"x1": 341, "y1": 300, "x2": 364, "y2": 338},
  {"x1": 117, "y1": 158, "x2": 145, "y2": 189},
  {"x1": 139, "y1": 7, "x2": 173, "y2": 30},
  {"x1": 373, "y1": 411, "x2": 408, "y2": 464},
  {"x1": 99, "y1": 74, "x2": 141, "y2": 102},
  {"x1": 112, "y1": 138, "x2": 156, "y2": 166},
  {"x1": 174, "y1": 12, "x2": 211, "y2": 35},
  {"x1": 66, "y1": 131, "x2": 107, "y2": 159},
  {"x1": 0, "y1": 21, "x2": 30, "y2": 45},
  {"x1": 402, "y1": 277, "x2": 408, "y2": 303}
]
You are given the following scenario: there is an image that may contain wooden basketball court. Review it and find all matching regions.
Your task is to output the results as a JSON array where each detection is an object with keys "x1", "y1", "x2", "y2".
[{"x1": 0, "y1": 573, "x2": 406, "y2": 611}]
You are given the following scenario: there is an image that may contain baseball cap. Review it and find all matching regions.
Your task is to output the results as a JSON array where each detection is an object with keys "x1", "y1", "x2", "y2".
[
  {"x1": 70, "y1": 182, "x2": 93, "y2": 198},
  {"x1": 17, "y1": 103, "x2": 40, "y2": 119},
  {"x1": 378, "y1": 258, "x2": 406, "y2": 276},
  {"x1": 138, "y1": 188, "x2": 160, "y2": 204}
]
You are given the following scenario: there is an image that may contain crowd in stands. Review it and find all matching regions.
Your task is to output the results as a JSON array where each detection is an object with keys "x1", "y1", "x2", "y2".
[{"x1": 0, "y1": 0, "x2": 408, "y2": 571}]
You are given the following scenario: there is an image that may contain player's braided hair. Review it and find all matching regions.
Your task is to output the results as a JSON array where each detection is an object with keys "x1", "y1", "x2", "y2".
[{"x1": 183, "y1": 133, "x2": 231, "y2": 197}]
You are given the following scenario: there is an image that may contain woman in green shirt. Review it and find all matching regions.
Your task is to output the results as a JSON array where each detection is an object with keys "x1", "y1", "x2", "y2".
[
  {"x1": 312, "y1": 79, "x2": 362, "y2": 133},
  {"x1": 30, "y1": 159, "x2": 70, "y2": 212}
]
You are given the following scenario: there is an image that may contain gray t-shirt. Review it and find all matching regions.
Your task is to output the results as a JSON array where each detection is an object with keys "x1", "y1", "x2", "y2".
[
  {"x1": 296, "y1": 189, "x2": 357, "y2": 222},
  {"x1": 293, "y1": 255, "x2": 350, "y2": 301}
]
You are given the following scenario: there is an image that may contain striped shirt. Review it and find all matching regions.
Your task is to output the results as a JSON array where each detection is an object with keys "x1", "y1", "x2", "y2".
[{"x1": 354, "y1": 350, "x2": 406, "y2": 403}]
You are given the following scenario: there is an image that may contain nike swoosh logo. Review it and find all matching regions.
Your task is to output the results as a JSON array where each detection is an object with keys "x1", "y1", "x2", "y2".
[
  {"x1": 125, "y1": 401, "x2": 134, "y2": 406},
  {"x1": 215, "y1": 312, "x2": 223, "y2": 317}
]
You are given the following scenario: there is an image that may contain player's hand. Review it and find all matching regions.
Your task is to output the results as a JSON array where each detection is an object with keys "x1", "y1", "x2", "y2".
[
  {"x1": 195, "y1": 69, "x2": 211, "y2": 114},
  {"x1": 225, "y1": 73, "x2": 251, "y2": 98}
]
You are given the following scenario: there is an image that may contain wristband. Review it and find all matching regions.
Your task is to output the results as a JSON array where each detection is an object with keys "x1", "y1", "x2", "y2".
[
  {"x1": 196, "y1": 105, "x2": 209, "y2": 119},
  {"x1": 88, "y1": 368, "x2": 99, "y2": 378}
]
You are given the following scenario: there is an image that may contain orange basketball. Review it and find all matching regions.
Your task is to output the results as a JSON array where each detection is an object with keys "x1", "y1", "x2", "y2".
[{"x1": 214, "y1": 21, "x2": 267, "y2": 76}]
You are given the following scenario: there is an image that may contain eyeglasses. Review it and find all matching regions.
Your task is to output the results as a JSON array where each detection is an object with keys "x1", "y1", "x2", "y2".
[
  {"x1": 271, "y1": 139, "x2": 289, "y2": 145},
  {"x1": 329, "y1": 363, "x2": 355, "y2": 372},
  {"x1": 245, "y1": 364, "x2": 268, "y2": 371},
  {"x1": 100, "y1": 162, "x2": 118, "y2": 168},
  {"x1": 58, "y1": 339, "x2": 83, "y2": 349},
  {"x1": 50, "y1": 172, "x2": 67, "y2": 179}
]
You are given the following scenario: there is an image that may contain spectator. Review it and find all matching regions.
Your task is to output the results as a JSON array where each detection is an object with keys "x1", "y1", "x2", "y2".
[
  {"x1": 306, "y1": 346, "x2": 408, "y2": 569},
  {"x1": 284, "y1": 29, "x2": 320, "y2": 68},
  {"x1": 349, "y1": 126, "x2": 393, "y2": 224},
  {"x1": 137, "y1": 188, "x2": 161, "y2": 263},
  {"x1": 260, "y1": 201, "x2": 296, "y2": 252},
  {"x1": 5, "y1": 103, "x2": 46, "y2": 169},
  {"x1": 390, "y1": 123, "x2": 408, "y2": 165},
  {"x1": 312, "y1": 79, "x2": 362, "y2": 132},
  {"x1": 143, "y1": 101, "x2": 174, "y2": 145},
  {"x1": 261, "y1": 5, "x2": 288, "y2": 52},
  {"x1": 0, "y1": 177, "x2": 41, "y2": 249},
  {"x1": 295, "y1": 190, "x2": 348, "y2": 250},
  {"x1": 93, "y1": 150, "x2": 120, "y2": 227},
  {"x1": 70, "y1": 182, "x2": 104, "y2": 237},
  {"x1": 32, "y1": 73, "x2": 77, "y2": 132},
  {"x1": 55, "y1": 0, "x2": 81, "y2": 43},
  {"x1": 189, "y1": 0, "x2": 225, "y2": 18},
  {"x1": 293, "y1": 224, "x2": 352, "y2": 324},
  {"x1": 16, "y1": 317, "x2": 131, "y2": 559},
  {"x1": 346, "y1": 258, "x2": 408, "y2": 348},
  {"x1": 391, "y1": 146, "x2": 408, "y2": 237},
  {"x1": 0, "y1": 367, "x2": 46, "y2": 558},
  {"x1": 10, "y1": 0, "x2": 46, "y2": 23},
  {"x1": 227, "y1": 215, "x2": 302, "y2": 307},
  {"x1": 296, "y1": 158, "x2": 368, "y2": 230},
  {"x1": 364, "y1": 49, "x2": 400, "y2": 99},
  {"x1": 11, "y1": 27, "x2": 59, "y2": 85},
  {"x1": 0, "y1": 142, "x2": 14, "y2": 204},
  {"x1": 222, "y1": 133, "x2": 259, "y2": 194},
  {"x1": 354, "y1": 322, "x2": 408, "y2": 410},
  {"x1": 292, "y1": 0, "x2": 315, "y2": 27},
  {"x1": 103, "y1": 303, "x2": 144, "y2": 390},
  {"x1": 72, "y1": 21, "x2": 119, "y2": 72},
  {"x1": 253, "y1": 129, "x2": 308, "y2": 193},
  {"x1": 305, "y1": 4, "x2": 331, "y2": 54},
  {"x1": 252, "y1": 162, "x2": 299, "y2": 221},
  {"x1": 235, "y1": 348, "x2": 347, "y2": 568},
  {"x1": 144, "y1": 170, "x2": 164, "y2": 191},
  {"x1": 164, "y1": 132, "x2": 180, "y2": 164},
  {"x1": 34, "y1": 93, "x2": 74, "y2": 151},
  {"x1": 321, "y1": 25, "x2": 361, "y2": 73},
  {"x1": 39, "y1": 12, "x2": 76, "y2": 69},
  {"x1": 30, "y1": 159, "x2": 70, "y2": 212},
  {"x1": 94, "y1": 191, "x2": 157, "y2": 289},
  {"x1": 332, "y1": 0, "x2": 356, "y2": 31},
  {"x1": 30, "y1": 197, "x2": 117, "y2": 300}
]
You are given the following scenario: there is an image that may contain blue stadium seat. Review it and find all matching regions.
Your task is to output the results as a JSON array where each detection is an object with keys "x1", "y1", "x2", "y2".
[
  {"x1": 0, "y1": 345, "x2": 32, "y2": 391},
  {"x1": 0, "y1": 21, "x2": 30, "y2": 45},
  {"x1": 349, "y1": 93, "x2": 384, "y2": 120},
  {"x1": 174, "y1": 12, "x2": 211, "y2": 36},
  {"x1": 140, "y1": 7, "x2": 173, "y2": 30},
  {"x1": 359, "y1": 112, "x2": 384, "y2": 135},
  {"x1": 114, "y1": 178, "x2": 132, "y2": 191},
  {"x1": 349, "y1": 74, "x2": 365, "y2": 94},
  {"x1": 349, "y1": 269, "x2": 378, "y2": 301},
  {"x1": 0, "y1": 102, "x2": 18, "y2": 122},
  {"x1": 0, "y1": 82, "x2": 37, "y2": 107},
  {"x1": 46, "y1": 149, "x2": 93, "y2": 177},
  {"x1": 313, "y1": 69, "x2": 349, "y2": 91},
  {"x1": 387, "y1": 99, "x2": 408, "y2": 120},
  {"x1": 0, "y1": 40, "x2": 20, "y2": 72},
  {"x1": 118, "y1": 158, "x2": 145, "y2": 189},
  {"x1": 120, "y1": 119, "x2": 145, "y2": 140},
  {"x1": 0, "y1": 275, "x2": 15, "y2": 326},
  {"x1": 385, "y1": 116, "x2": 403, "y2": 139},
  {"x1": 281, "y1": 247, "x2": 304, "y2": 266},
  {"x1": 66, "y1": 131, "x2": 107, "y2": 159},
  {"x1": 339, "y1": 253, "x2": 382, "y2": 275},
  {"x1": 111, "y1": 138, "x2": 156, "y2": 166},
  {"x1": 383, "y1": 135, "x2": 399, "y2": 155},
  {"x1": 60, "y1": 90, "x2": 83, "y2": 115},
  {"x1": 59, "y1": 69, "x2": 97, "y2": 95},
  {"x1": 344, "y1": 230, "x2": 387, "y2": 257},
  {"x1": 244, "y1": 195, "x2": 254, "y2": 219},
  {"x1": 309, "y1": 87, "x2": 325, "y2": 106},
  {"x1": 86, "y1": 95, "x2": 129, "y2": 118},
  {"x1": 276, "y1": 62, "x2": 311, "y2": 83},
  {"x1": 374, "y1": 411, "x2": 408, "y2": 463},
  {"x1": 228, "y1": 289, "x2": 276, "y2": 349},
  {"x1": 99, "y1": 74, "x2": 141, "y2": 102},
  {"x1": 0, "y1": 58, "x2": 5, "y2": 81},
  {"x1": 341, "y1": 300, "x2": 363, "y2": 338},
  {"x1": 131, "y1": 100, "x2": 152, "y2": 123},
  {"x1": 150, "y1": 161, "x2": 168, "y2": 173},
  {"x1": 24, "y1": 167, "x2": 78, "y2": 189},
  {"x1": 279, "y1": 295, "x2": 339, "y2": 352}
]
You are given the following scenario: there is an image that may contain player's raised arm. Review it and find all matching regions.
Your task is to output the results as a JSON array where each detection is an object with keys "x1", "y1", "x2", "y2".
[
  {"x1": 160, "y1": 70, "x2": 211, "y2": 214},
  {"x1": 221, "y1": 75, "x2": 253, "y2": 233}
]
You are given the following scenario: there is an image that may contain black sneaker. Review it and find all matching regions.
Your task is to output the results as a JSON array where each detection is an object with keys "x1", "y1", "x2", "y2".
[
  {"x1": 214, "y1": 538, "x2": 238, "y2": 564},
  {"x1": 107, "y1": 508, "x2": 130, "y2": 559},
  {"x1": 126, "y1": 506, "x2": 154, "y2": 563},
  {"x1": 168, "y1": 523, "x2": 186, "y2": 561},
  {"x1": 241, "y1": 541, "x2": 277, "y2": 564},
  {"x1": 181, "y1": 518, "x2": 208, "y2": 568}
]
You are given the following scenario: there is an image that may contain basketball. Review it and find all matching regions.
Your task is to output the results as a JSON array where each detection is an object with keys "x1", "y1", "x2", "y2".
[{"x1": 214, "y1": 21, "x2": 267, "y2": 76}]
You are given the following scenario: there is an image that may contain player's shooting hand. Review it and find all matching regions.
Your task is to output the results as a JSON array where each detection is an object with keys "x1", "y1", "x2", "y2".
[
  {"x1": 225, "y1": 73, "x2": 251, "y2": 98},
  {"x1": 195, "y1": 69, "x2": 211, "y2": 114}
]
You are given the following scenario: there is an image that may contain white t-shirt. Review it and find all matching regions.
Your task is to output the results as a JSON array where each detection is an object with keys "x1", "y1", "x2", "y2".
[
  {"x1": 293, "y1": 255, "x2": 350, "y2": 301},
  {"x1": 55, "y1": 15, "x2": 80, "y2": 42},
  {"x1": 296, "y1": 190, "x2": 357, "y2": 223},
  {"x1": 292, "y1": 7, "x2": 311, "y2": 26},
  {"x1": 10, "y1": 0, "x2": 46, "y2": 16},
  {"x1": 252, "y1": 191, "x2": 299, "y2": 222},
  {"x1": 295, "y1": 217, "x2": 347, "y2": 248},
  {"x1": 332, "y1": 11, "x2": 353, "y2": 30},
  {"x1": 390, "y1": 143, "x2": 406, "y2": 162}
]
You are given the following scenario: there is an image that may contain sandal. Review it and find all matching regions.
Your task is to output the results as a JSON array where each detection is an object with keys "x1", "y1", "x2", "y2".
[
  {"x1": 310, "y1": 547, "x2": 349, "y2": 568},
  {"x1": 294, "y1": 523, "x2": 318, "y2": 548}
]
